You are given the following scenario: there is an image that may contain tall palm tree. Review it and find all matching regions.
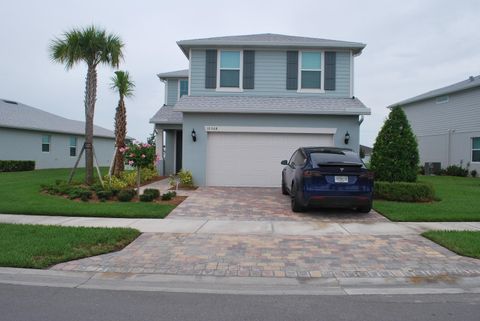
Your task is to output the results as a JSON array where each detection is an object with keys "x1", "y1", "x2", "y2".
[
  {"x1": 111, "y1": 70, "x2": 134, "y2": 176},
  {"x1": 50, "y1": 25, "x2": 124, "y2": 185}
]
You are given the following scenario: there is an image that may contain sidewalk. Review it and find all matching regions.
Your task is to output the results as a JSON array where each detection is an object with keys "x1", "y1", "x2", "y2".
[{"x1": 1, "y1": 213, "x2": 479, "y2": 235}]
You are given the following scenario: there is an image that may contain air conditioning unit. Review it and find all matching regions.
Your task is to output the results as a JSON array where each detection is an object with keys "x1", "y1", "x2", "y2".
[{"x1": 425, "y1": 162, "x2": 441, "y2": 175}]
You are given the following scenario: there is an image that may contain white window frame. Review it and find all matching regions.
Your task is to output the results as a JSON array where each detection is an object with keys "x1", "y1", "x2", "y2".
[
  {"x1": 216, "y1": 49, "x2": 243, "y2": 92},
  {"x1": 472, "y1": 137, "x2": 480, "y2": 163},
  {"x1": 177, "y1": 78, "x2": 189, "y2": 100},
  {"x1": 298, "y1": 50, "x2": 325, "y2": 93},
  {"x1": 41, "y1": 134, "x2": 51, "y2": 153},
  {"x1": 69, "y1": 136, "x2": 77, "y2": 157}
]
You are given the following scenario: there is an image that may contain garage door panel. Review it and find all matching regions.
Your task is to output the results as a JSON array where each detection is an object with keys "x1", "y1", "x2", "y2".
[{"x1": 206, "y1": 132, "x2": 333, "y2": 187}]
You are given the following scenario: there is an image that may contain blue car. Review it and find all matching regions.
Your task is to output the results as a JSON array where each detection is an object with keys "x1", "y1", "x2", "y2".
[{"x1": 281, "y1": 147, "x2": 374, "y2": 213}]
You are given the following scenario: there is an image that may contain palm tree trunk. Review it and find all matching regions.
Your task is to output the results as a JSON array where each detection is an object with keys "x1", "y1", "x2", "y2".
[
  {"x1": 113, "y1": 97, "x2": 126, "y2": 176},
  {"x1": 84, "y1": 65, "x2": 97, "y2": 185}
]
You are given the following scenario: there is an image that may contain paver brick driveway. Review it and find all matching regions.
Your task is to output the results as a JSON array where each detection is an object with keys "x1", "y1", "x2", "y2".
[{"x1": 169, "y1": 187, "x2": 386, "y2": 222}]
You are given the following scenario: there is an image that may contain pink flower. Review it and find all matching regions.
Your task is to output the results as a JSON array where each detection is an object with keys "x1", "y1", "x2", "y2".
[
  {"x1": 141, "y1": 154, "x2": 146, "y2": 158},
  {"x1": 128, "y1": 160, "x2": 134, "y2": 165},
  {"x1": 130, "y1": 153, "x2": 135, "y2": 157}
]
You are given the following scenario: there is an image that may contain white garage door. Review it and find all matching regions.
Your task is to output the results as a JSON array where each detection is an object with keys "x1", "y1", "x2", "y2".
[{"x1": 206, "y1": 131, "x2": 334, "y2": 187}]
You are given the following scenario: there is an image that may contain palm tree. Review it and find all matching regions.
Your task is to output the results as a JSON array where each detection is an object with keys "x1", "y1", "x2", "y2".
[
  {"x1": 111, "y1": 71, "x2": 135, "y2": 176},
  {"x1": 50, "y1": 25, "x2": 124, "y2": 185}
]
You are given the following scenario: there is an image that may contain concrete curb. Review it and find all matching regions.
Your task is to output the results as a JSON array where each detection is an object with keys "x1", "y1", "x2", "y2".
[{"x1": 1, "y1": 267, "x2": 480, "y2": 296}]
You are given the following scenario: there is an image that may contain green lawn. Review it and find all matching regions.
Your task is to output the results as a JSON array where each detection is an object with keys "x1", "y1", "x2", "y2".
[
  {"x1": 0, "y1": 223, "x2": 140, "y2": 268},
  {"x1": 0, "y1": 168, "x2": 174, "y2": 218},
  {"x1": 423, "y1": 231, "x2": 480, "y2": 259},
  {"x1": 374, "y1": 176, "x2": 480, "y2": 221}
]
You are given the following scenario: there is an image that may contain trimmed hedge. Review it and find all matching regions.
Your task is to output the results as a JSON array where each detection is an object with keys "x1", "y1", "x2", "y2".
[
  {"x1": 0, "y1": 160, "x2": 35, "y2": 172},
  {"x1": 374, "y1": 181, "x2": 436, "y2": 202}
]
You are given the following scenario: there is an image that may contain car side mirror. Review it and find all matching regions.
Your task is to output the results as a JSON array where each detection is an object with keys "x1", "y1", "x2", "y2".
[{"x1": 281, "y1": 160, "x2": 288, "y2": 165}]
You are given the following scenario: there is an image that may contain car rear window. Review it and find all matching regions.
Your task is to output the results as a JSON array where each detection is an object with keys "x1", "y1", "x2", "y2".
[{"x1": 309, "y1": 151, "x2": 363, "y2": 167}]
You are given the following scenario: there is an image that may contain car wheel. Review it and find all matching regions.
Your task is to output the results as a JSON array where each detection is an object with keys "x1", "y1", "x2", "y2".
[
  {"x1": 357, "y1": 202, "x2": 372, "y2": 213},
  {"x1": 291, "y1": 183, "x2": 306, "y2": 212},
  {"x1": 281, "y1": 174, "x2": 288, "y2": 195}
]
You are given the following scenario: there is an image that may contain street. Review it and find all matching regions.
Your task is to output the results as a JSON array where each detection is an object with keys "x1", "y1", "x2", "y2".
[{"x1": 1, "y1": 284, "x2": 479, "y2": 321}]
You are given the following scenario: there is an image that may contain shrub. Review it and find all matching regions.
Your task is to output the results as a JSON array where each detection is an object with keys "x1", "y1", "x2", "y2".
[
  {"x1": 444, "y1": 164, "x2": 469, "y2": 177},
  {"x1": 370, "y1": 107, "x2": 419, "y2": 182},
  {"x1": 178, "y1": 169, "x2": 193, "y2": 186},
  {"x1": 139, "y1": 193, "x2": 154, "y2": 202},
  {"x1": 0, "y1": 160, "x2": 35, "y2": 172},
  {"x1": 374, "y1": 181, "x2": 436, "y2": 202},
  {"x1": 117, "y1": 189, "x2": 135, "y2": 202},
  {"x1": 471, "y1": 170, "x2": 478, "y2": 178},
  {"x1": 143, "y1": 188, "x2": 160, "y2": 199},
  {"x1": 161, "y1": 191, "x2": 176, "y2": 201},
  {"x1": 140, "y1": 167, "x2": 157, "y2": 182},
  {"x1": 67, "y1": 187, "x2": 92, "y2": 200},
  {"x1": 97, "y1": 190, "x2": 113, "y2": 201},
  {"x1": 120, "y1": 171, "x2": 137, "y2": 186},
  {"x1": 104, "y1": 175, "x2": 128, "y2": 190}
]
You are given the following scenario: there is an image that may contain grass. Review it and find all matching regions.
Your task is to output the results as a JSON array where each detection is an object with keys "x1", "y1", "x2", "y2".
[
  {"x1": 374, "y1": 175, "x2": 480, "y2": 221},
  {"x1": 423, "y1": 230, "x2": 480, "y2": 259},
  {"x1": 0, "y1": 168, "x2": 174, "y2": 218},
  {"x1": 0, "y1": 223, "x2": 140, "y2": 268}
]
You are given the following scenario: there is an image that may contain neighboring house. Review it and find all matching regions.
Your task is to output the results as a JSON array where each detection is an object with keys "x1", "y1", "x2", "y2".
[
  {"x1": 150, "y1": 33, "x2": 371, "y2": 187},
  {"x1": 389, "y1": 75, "x2": 480, "y2": 172},
  {"x1": 0, "y1": 99, "x2": 116, "y2": 169},
  {"x1": 360, "y1": 144, "x2": 372, "y2": 163}
]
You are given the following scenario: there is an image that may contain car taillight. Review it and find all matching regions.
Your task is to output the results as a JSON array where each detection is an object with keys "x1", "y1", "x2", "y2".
[
  {"x1": 303, "y1": 171, "x2": 323, "y2": 177},
  {"x1": 359, "y1": 171, "x2": 374, "y2": 180}
]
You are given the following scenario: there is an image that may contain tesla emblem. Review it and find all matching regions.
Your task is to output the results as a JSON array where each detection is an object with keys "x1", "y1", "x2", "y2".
[{"x1": 340, "y1": 168, "x2": 344, "y2": 172}]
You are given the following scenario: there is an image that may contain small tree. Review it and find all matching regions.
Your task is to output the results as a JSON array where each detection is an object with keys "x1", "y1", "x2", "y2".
[
  {"x1": 121, "y1": 142, "x2": 156, "y2": 196},
  {"x1": 370, "y1": 106, "x2": 419, "y2": 182}
]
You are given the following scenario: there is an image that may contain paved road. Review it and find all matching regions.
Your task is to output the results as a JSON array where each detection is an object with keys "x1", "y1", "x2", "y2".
[{"x1": 1, "y1": 284, "x2": 479, "y2": 321}]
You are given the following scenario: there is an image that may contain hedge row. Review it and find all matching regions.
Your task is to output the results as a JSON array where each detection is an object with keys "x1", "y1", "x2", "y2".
[
  {"x1": 0, "y1": 160, "x2": 35, "y2": 172},
  {"x1": 374, "y1": 181, "x2": 436, "y2": 202}
]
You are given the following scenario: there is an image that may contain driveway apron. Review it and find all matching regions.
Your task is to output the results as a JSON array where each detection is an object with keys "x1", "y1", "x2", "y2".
[{"x1": 52, "y1": 187, "x2": 480, "y2": 279}]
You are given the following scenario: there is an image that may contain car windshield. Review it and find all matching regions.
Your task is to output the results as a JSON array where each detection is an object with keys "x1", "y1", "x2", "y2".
[{"x1": 309, "y1": 151, "x2": 363, "y2": 167}]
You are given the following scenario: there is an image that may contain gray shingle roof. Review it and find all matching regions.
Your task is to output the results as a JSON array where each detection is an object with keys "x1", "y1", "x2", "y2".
[
  {"x1": 157, "y1": 69, "x2": 189, "y2": 80},
  {"x1": 173, "y1": 96, "x2": 370, "y2": 116},
  {"x1": 388, "y1": 75, "x2": 480, "y2": 108},
  {"x1": 177, "y1": 33, "x2": 366, "y2": 56},
  {"x1": 0, "y1": 99, "x2": 115, "y2": 138},
  {"x1": 149, "y1": 105, "x2": 183, "y2": 124}
]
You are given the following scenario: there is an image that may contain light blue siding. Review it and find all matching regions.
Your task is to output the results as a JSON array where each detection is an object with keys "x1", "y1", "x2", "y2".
[
  {"x1": 182, "y1": 113, "x2": 360, "y2": 186},
  {"x1": 166, "y1": 79, "x2": 178, "y2": 105},
  {"x1": 0, "y1": 127, "x2": 114, "y2": 169},
  {"x1": 190, "y1": 49, "x2": 351, "y2": 97}
]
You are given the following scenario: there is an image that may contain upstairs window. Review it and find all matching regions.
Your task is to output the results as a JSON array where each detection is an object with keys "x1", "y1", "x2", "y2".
[
  {"x1": 42, "y1": 135, "x2": 51, "y2": 152},
  {"x1": 69, "y1": 136, "x2": 77, "y2": 157},
  {"x1": 473, "y1": 137, "x2": 480, "y2": 162},
  {"x1": 179, "y1": 79, "x2": 188, "y2": 98},
  {"x1": 219, "y1": 50, "x2": 241, "y2": 88},
  {"x1": 300, "y1": 52, "x2": 322, "y2": 90}
]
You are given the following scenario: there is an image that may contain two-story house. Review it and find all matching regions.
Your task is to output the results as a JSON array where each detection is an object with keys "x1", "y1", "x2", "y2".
[
  {"x1": 150, "y1": 34, "x2": 371, "y2": 187},
  {"x1": 389, "y1": 75, "x2": 480, "y2": 173}
]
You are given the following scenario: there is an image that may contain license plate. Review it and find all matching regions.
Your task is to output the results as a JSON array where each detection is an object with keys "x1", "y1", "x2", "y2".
[{"x1": 334, "y1": 176, "x2": 349, "y2": 183}]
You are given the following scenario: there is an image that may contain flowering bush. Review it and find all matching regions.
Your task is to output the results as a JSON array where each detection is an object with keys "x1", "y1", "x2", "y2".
[{"x1": 120, "y1": 142, "x2": 156, "y2": 168}]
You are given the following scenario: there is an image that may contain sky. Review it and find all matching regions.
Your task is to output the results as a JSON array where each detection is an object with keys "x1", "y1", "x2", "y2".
[{"x1": 1, "y1": 0, "x2": 479, "y2": 146}]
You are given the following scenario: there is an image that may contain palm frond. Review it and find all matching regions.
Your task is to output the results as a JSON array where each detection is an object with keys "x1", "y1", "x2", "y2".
[{"x1": 111, "y1": 70, "x2": 135, "y2": 98}]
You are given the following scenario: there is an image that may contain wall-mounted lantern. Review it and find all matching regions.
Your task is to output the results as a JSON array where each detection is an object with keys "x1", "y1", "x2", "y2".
[
  {"x1": 344, "y1": 131, "x2": 350, "y2": 145},
  {"x1": 191, "y1": 129, "x2": 197, "y2": 142}
]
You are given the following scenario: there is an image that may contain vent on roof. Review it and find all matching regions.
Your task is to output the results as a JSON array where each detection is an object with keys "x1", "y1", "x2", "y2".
[
  {"x1": 2, "y1": 99, "x2": 18, "y2": 105},
  {"x1": 469, "y1": 76, "x2": 475, "y2": 82}
]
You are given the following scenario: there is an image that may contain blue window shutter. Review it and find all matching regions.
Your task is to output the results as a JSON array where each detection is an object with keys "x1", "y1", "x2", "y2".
[
  {"x1": 243, "y1": 50, "x2": 255, "y2": 89},
  {"x1": 324, "y1": 52, "x2": 336, "y2": 91},
  {"x1": 205, "y1": 50, "x2": 217, "y2": 89},
  {"x1": 286, "y1": 51, "x2": 298, "y2": 90}
]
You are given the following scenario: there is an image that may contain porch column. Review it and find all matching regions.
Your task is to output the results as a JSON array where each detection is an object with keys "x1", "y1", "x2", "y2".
[{"x1": 155, "y1": 127, "x2": 165, "y2": 176}]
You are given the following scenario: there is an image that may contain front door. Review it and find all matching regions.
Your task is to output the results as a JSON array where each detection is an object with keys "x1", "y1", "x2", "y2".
[{"x1": 175, "y1": 130, "x2": 183, "y2": 173}]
